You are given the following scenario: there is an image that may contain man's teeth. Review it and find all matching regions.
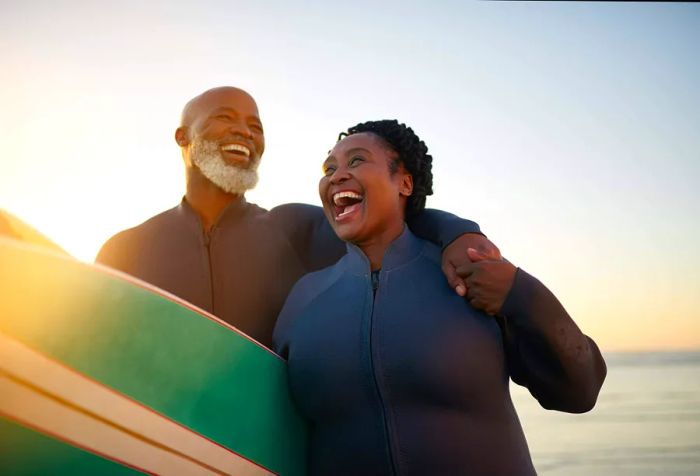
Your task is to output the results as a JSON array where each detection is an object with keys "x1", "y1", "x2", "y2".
[
  {"x1": 333, "y1": 191, "x2": 362, "y2": 206},
  {"x1": 221, "y1": 144, "x2": 251, "y2": 157}
]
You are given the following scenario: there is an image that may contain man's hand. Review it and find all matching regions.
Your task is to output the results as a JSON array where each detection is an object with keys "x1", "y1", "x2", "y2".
[
  {"x1": 442, "y1": 233, "x2": 501, "y2": 296},
  {"x1": 457, "y1": 248, "x2": 517, "y2": 315}
]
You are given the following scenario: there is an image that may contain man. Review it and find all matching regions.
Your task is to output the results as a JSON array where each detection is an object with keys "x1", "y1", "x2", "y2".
[{"x1": 97, "y1": 87, "x2": 499, "y2": 347}]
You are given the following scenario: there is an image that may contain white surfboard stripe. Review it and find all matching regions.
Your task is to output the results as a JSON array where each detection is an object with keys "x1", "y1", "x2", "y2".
[
  {"x1": 0, "y1": 332, "x2": 275, "y2": 476},
  {"x1": 0, "y1": 375, "x2": 220, "y2": 475}
]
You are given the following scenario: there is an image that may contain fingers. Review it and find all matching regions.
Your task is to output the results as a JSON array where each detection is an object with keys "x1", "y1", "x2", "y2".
[
  {"x1": 467, "y1": 247, "x2": 489, "y2": 262},
  {"x1": 456, "y1": 283, "x2": 466, "y2": 297},
  {"x1": 465, "y1": 293, "x2": 494, "y2": 316},
  {"x1": 442, "y1": 259, "x2": 467, "y2": 297},
  {"x1": 480, "y1": 238, "x2": 502, "y2": 260},
  {"x1": 455, "y1": 261, "x2": 477, "y2": 280},
  {"x1": 466, "y1": 292, "x2": 496, "y2": 316},
  {"x1": 465, "y1": 234, "x2": 502, "y2": 261},
  {"x1": 469, "y1": 245, "x2": 501, "y2": 263}
]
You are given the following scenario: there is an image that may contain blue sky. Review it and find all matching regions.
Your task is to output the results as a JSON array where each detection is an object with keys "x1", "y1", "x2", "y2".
[{"x1": 1, "y1": 0, "x2": 698, "y2": 350}]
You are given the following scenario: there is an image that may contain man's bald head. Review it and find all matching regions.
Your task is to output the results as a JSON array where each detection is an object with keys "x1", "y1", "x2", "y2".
[
  {"x1": 180, "y1": 86, "x2": 258, "y2": 128},
  {"x1": 175, "y1": 85, "x2": 264, "y2": 154}
]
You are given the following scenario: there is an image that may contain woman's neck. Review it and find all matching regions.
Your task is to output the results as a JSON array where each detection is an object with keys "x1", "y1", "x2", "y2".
[{"x1": 357, "y1": 222, "x2": 405, "y2": 271}]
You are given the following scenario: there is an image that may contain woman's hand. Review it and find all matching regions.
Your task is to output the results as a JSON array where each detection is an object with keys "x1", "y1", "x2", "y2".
[
  {"x1": 457, "y1": 248, "x2": 517, "y2": 316},
  {"x1": 442, "y1": 233, "x2": 501, "y2": 296}
]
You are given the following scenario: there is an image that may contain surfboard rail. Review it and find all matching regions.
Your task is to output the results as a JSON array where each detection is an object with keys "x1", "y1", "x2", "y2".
[{"x1": 0, "y1": 237, "x2": 307, "y2": 475}]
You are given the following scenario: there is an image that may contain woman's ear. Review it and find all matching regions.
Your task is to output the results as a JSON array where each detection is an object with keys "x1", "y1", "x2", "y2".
[{"x1": 400, "y1": 173, "x2": 414, "y2": 197}]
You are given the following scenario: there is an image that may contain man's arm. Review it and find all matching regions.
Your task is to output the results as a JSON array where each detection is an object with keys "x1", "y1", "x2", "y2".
[
  {"x1": 266, "y1": 203, "x2": 346, "y2": 273},
  {"x1": 269, "y1": 204, "x2": 502, "y2": 290},
  {"x1": 458, "y1": 251, "x2": 607, "y2": 413},
  {"x1": 408, "y1": 209, "x2": 502, "y2": 295}
]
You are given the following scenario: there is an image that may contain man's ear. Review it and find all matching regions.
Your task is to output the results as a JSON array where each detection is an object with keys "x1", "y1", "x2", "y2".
[
  {"x1": 175, "y1": 126, "x2": 190, "y2": 147},
  {"x1": 400, "y1": 173, "x2": 413, "y2": 197}
]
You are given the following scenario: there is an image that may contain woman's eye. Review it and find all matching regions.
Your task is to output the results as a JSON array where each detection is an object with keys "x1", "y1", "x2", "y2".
[
  {"x1": 323, "y1": 166, "x2": 336, "y2": 176},
  {"x1": 350, "y1": 156, "x2": 364, "y2": 166}
]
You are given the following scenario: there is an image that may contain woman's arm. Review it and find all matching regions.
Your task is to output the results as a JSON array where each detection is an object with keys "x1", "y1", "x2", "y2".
[
  {"x1": 459, "y1": 255, "x2": 607, "y2": 413},
  {"x1": 498, "y1": 269, "x2": 607, "y2": 413}
]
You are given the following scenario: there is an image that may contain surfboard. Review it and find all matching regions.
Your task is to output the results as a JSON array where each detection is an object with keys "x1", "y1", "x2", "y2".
[
  {"x1": 0, "y1": 209, "x2": 68, "y2": 255},
  {"x1": 0, "y1": 236, "x2": 308, "y2": 475}
]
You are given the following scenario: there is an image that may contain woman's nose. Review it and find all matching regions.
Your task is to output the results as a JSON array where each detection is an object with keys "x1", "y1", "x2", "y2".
[{"x1": 330, "y1": 167, "x2": 350, "y2": 184}]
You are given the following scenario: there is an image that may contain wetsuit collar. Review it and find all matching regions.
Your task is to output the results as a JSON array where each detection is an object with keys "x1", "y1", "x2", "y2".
[
  {"x1": 344, "y1": 225, "x2": 424, "y2": 274},
  {"x1": 177, "y1": 195, "x2": 249, "y2": 231}
]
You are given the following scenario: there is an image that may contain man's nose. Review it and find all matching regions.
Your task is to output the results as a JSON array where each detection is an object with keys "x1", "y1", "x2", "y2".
[{"x1": 227, "y1": 120, "x2": 254, "y2": 139}]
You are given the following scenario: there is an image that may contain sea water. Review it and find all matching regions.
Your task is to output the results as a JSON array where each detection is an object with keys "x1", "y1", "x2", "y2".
[{"x1": 511, "y1": 351, "x2": 700, "y2": 475}]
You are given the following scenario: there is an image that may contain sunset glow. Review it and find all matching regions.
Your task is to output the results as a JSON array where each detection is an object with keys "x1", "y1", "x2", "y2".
[{"x1": 2, "y1": 1, "x2": 698, "y2": 352}]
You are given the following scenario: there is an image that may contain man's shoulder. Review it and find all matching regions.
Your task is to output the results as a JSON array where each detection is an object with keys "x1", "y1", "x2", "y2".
[
  {"x1": 96, "y1": 204, "x2": 185, "y2": 264},
  {"x1": 250, "y1": 203, "x2": 325, "y2": 237},
  {"x1": 113, "y1": 205, "x2": 184, "y2": 238},
  {"x1": 263, "y1": 203, "x2": 323, "y2": 223}
]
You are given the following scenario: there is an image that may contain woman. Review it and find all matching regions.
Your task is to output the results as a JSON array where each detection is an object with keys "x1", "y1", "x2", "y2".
[{"x1": 273, "y1": 120, "x2": 606, "y2": 475}]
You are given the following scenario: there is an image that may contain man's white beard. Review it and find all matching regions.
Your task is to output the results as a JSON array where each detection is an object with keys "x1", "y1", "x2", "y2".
[{"x1": 190, "y1": 137, "x2": 259, "y2": 194}]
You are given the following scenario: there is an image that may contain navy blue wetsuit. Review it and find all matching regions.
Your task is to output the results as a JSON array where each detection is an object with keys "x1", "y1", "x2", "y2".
[{"x1": 273, "y1": 228, "x2": 606, "y2": 475}]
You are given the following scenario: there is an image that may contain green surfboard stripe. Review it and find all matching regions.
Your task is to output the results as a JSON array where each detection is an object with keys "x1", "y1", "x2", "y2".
[
  {"x1": 0, "y1": 240, "x2": 307, "y2": 475},
  {"x1": 0, "y1": 418, "x2": 141, "y2": 476}
]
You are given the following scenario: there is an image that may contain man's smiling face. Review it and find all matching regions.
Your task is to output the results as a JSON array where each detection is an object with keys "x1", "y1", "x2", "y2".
[{"x1": 179, "y1": 87, "x2": 265, "y2": 194}]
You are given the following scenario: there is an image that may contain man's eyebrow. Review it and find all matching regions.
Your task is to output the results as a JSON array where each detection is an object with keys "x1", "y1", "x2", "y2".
[
  {"x1": 209, "y1": 107, "x2": 262, "y2": 124},
  {"x1": 210, "y1": 107, "x2": 238, "y2": 116}
]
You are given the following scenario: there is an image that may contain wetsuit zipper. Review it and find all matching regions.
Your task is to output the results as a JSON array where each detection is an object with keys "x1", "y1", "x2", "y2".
[
  {"x1": 203, "y1": 229, "x2": 215, "y2": 313},
  {"x1": 367, "y1": 270, "x2": 398, "y2": 475}
]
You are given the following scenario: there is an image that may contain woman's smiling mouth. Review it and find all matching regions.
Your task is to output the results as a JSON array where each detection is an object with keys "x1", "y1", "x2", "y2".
[{"x1": 332, "y1": 191, "x2": 364, "y2": 221}]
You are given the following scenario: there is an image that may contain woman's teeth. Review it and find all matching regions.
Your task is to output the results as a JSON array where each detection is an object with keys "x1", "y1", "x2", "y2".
[
  {"x1": 332, "y1": 191, "x2": 364, "y2": 220},
  {"x1": 333, "y1": 191, "x2": 362, "y2": 205}
]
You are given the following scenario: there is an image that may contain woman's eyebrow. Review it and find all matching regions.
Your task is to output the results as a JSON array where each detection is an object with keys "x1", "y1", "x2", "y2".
[{"x1": 345, "y1": 147, "x2": 370, "y2": 156}]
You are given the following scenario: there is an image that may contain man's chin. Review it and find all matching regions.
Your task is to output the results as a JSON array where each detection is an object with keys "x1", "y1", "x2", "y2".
[
  {"x1": 191, "y1": 147, "x2": 259, "y2": 195},
  {"x1": 206, "y1": 167, "x2": 258, "y2": 195},
  {"x1": 222, "y1": 152, "x2": 255, "y2": 169},
  {"x1": 190, "y1": 139, "x2": 260, "y2": 195}
]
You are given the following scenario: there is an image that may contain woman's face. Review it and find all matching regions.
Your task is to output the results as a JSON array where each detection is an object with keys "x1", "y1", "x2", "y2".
[{"x1": 320, "y1": 132, "x2": 413, "y2": 246}]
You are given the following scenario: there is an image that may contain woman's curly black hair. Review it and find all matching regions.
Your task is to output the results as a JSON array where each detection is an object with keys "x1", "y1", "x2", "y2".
[{"x1": 338, "y1": 119, "x2": 433, "y2": 218}]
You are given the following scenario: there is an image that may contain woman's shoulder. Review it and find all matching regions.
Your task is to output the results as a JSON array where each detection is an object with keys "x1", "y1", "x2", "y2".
[
  {"x1": 289, "y1": 260, "x2": 345, "y2": 302},
  {"x1": 399, "y1": 233, "x2": 442, "y2": 272},
  {"x1": 272, "y1": 256, "x2": 350, "y2": 353}
]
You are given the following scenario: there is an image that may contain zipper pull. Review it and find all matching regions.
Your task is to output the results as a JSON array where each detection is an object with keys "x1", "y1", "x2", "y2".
[{"x1": 371, "y1": 270, "x2": 380, "y2": 292}]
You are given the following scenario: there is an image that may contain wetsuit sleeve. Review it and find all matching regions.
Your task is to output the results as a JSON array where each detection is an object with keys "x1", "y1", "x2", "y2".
[
  {"x1": 269, "y1": 204, "x2": 483, "y2": 271},
  {"x1": 267, "y1": 203, "x2": 346, "y2": 272},
  {"x1": 498, "y1": 268, "x2": 607, "y2": 413},
  {"x1": 407, "y1": 208, "x2": 482, "y2": 249},
  {"x1": 95, "y1": 231, "x2": 136, "y2": 271}
]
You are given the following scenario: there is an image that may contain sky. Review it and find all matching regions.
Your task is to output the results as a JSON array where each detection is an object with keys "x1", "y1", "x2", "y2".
[{"x1": 1, "y1": 0, "x2": 698, "y2": 352}]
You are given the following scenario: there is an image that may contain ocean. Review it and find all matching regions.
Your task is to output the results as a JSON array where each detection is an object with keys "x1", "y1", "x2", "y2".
[{"x1": 511, "y1": 351, "x2": 700, "y2": 475}]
